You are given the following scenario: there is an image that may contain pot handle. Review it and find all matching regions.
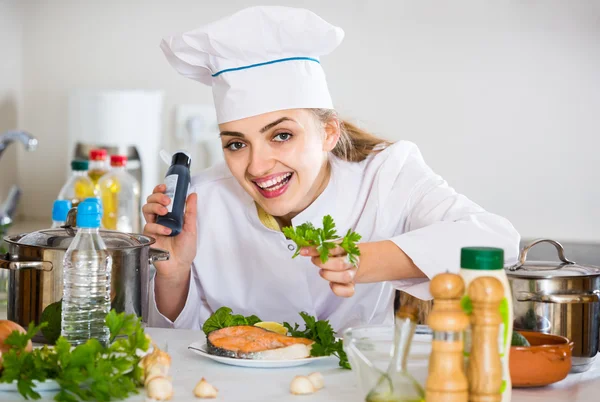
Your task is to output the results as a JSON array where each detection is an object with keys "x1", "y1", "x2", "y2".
[
  {"x1": 149, "y1": 247, "x2": 170, "y2": 264},
  {"x1": 508, "y1": 239, "x2": 575, "y2": 271},
  {"x1": 0, "y1": 255, "x2": 53, "y2": 271},
  {"x1": 516, "y1": 291, "x2": 600, "y2": 304}
]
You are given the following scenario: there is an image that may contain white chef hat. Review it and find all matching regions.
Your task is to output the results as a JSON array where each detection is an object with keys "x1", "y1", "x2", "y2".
[{"x1": 160, "y1": 6, "x2": 344, "y2": 124}]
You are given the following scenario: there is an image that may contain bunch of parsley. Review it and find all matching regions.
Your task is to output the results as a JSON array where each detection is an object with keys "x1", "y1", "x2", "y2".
[
  {"x1": 284, "y1": 312, "x2": 350, "y2": 369},
  {"x1": 0, "y1": 311, "x2": 150, "y2": 401},
  {"x1": 202, "y1": 307, "x2": 261, "y2": 335},
  {"x1": 282, "y1": 215, "x2": 362, "y2": 264}
]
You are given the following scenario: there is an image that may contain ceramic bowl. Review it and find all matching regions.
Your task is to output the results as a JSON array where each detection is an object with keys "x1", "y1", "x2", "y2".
[{"x1": 510, "y1": 331, "x2": 573, "y2": 388}]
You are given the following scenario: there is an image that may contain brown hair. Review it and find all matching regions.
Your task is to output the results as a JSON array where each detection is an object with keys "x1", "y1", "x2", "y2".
[{"x1": 310, "y1": 108, "x2": 392, "y2": 162}]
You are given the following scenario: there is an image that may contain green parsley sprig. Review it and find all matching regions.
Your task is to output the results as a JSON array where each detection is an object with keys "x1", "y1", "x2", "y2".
[
  {"x1": 0, "y1": 311, "x2": 151, "y2": 401},
  {"x1": 284, "y1": 312, "x2": 350, "y2": 370},
  {"x1": 283, "y1": 215, "x2": 362, "y2": 264},
  {"x1": 202, "y1": 307, "x2": 262, "y2": 335}
]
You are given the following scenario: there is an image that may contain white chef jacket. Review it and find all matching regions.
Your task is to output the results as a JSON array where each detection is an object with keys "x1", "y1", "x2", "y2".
[{"x1": 148, "y1": 141, "x2": 520, "y2": 333}]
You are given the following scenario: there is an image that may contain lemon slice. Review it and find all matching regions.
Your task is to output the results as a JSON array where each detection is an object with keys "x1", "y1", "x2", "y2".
[{"x1": 254, "y1": 321, "x2": 288, "y2": 335}]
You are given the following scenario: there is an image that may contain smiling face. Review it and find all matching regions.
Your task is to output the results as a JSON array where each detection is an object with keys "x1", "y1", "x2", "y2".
[{"x1": 219, "y1": 109, "x2": 340, "y2": 222}]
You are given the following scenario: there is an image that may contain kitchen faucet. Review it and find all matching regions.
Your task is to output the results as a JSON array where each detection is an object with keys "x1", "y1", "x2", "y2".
[
  {"x1": 0, "y1": 131, "x2": 38, "y2": 158},
  {"x1": 0, "y1": 130, "x2": 38, "y2": 228}
]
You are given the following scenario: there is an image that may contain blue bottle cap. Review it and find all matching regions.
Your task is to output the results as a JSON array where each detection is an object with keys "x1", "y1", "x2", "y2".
[
  {"x1": 77, "y1": 201, "x2": 102, "y2": 228},
  {"x1": 52, "y1": 200, "x2": 72, "y2": 222},
  {"x1": 84, "y1": 197, "x2": 103, "y2": 215}
]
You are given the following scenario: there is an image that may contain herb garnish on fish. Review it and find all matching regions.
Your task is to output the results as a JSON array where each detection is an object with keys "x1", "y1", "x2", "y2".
[
  {"x1": 284, "y1": 312, "x2": 350, "y2": 370},
  {"x1": 283, "y1": 215, "x2": 362, "y2": 264},
  {"x1": 201, "y1": 307, "x2": 261, "y2": 335}
]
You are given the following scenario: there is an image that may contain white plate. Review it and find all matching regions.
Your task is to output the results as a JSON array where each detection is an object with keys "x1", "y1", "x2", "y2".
[
  {"x1": 0, "y1": 379, "x2": 60, "y2": 393},
  {"x1": 188, "y1": 341, "x2": 333, "y2": 368}
]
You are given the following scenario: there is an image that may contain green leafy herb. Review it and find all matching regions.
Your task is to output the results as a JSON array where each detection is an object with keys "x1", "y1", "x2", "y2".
[
  {"x1": 40, "y1": 300, "x2": 62, "y2": 344},
  {"x1": 283, "y1": 215, "x2": 362, "y2": 264},
  {"x1": 202, "y1": 307, "x2": 262, "y2": 335},
  {"x1": 0, "y1": 322, "x2": 50, "y2": 399},
  {"x1": 284, "y1": 312, "x2": 350, "y2": 370},
  {"x1": 0, "y1": 310, "x2": 151, "y2": 401},
  {"x1": 511, "y1": 331, "x2": 531, "y2": 347}
]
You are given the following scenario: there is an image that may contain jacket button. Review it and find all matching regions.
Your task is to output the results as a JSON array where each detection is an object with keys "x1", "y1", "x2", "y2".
[{"x1": 288, "y1": 244, "x2": 295, "y2": 251}]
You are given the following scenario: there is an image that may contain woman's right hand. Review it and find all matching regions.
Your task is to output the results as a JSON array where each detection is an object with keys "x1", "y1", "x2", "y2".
[{"x1": 142, "y1": 184, "x2": 198, "y2": 283}]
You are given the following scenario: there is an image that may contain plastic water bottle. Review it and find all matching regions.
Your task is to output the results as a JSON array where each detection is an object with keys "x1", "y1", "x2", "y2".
[
  {"x1": 61, "y1": 200, "x2": 112, "y2": 347},
  {"x1": 52, "y1": 200, "x2": 72, "y2": 228}
]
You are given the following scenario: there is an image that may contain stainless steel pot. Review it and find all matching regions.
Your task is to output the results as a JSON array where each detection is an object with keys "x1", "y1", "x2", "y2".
[
  {"x1": 0, "y1": 227, "x2": 169, "y2": 341},
  {"x1": 507, "y1": 239, "x2": 600, "y2": 373}
]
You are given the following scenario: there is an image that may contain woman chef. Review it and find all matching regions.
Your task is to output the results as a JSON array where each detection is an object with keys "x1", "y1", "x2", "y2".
[{"x1": 144, "y1": 6, "x2": 520, "y2": 332}]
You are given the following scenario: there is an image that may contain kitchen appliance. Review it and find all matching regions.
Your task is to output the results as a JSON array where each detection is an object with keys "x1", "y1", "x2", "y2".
[
  {"x1": 0, "y1": 222, "x2": 169, "y2": 342},
  {"x1": 68, "y1": 90, "x2": 164, "y2": 226},
  {"x1": 507, "y1": 239, "x2": 600, "y2": 373}
]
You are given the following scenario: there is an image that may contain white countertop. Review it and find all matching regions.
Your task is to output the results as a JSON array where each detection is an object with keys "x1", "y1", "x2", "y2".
[{"x1": 1, "y1": 327, "x2": 598, "y2": 402}]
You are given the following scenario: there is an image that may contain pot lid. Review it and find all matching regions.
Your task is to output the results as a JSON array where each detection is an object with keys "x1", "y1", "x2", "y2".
[
  {"x1": 8, "y1": 228, "x2": 151, "y2": 250},
  {"x1": 506, "y1": 239, "x2": 600, "y2": 279}
]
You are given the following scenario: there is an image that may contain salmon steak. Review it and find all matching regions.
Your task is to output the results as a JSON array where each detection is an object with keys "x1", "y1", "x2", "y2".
[{"x1": 207, "y1": 326, "x2": 314, "y2": 360}]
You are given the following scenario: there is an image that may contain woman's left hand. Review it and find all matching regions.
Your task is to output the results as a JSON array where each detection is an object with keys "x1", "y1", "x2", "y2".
[{"x1": 300, "y1": 245, "x2": 359, "y2": 298}]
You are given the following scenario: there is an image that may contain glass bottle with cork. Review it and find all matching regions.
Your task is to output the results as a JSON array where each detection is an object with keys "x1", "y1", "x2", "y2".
[{"x1": 366, "y1": 305, "x2": 425, "y2": 402}]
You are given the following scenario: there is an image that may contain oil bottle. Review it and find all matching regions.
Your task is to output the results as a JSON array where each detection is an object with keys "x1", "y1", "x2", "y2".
[
  {"x1": 88, "y1": 148, "x2": 109, "y2": 186},
  {"x1": 366, "y1": 305, "x2": 425, "y2": 402},
  {"x1": 57, "y1": 160, "x2": 97, "y2": 207},
  {"x1": 97, "y1": 155, "x2": 140, "y2": 233}
]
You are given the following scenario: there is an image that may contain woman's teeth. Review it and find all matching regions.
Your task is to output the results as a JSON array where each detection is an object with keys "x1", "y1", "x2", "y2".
[{"x1": 256, "y1": 173, "x2": 292, "y2": 191}]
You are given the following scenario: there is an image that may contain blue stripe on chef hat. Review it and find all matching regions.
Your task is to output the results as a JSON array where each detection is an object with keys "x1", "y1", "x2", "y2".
[{"x1": 211, "y1": 57, "x2": 321, "y2": 78}]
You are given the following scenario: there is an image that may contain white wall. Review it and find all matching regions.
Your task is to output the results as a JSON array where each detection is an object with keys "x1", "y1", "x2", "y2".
[
  {"x1": 0, "y1": 1, "x2": 22, "y2": 197},
  {"x1": 15, "y1": 0, "x2": 600, "y2": 242}
]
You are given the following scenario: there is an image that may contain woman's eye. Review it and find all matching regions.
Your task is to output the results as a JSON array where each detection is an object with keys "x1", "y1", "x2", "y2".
[
  {"x1": 225, "y1": 141, "x2": 246, "y2": 151},
  {"x1": 273, "y1": 132, "x2": 292, "y2": 142}
]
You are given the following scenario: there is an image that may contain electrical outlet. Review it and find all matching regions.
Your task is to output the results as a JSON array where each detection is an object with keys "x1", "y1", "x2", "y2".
[{"x1": 175, "y1": 104, "x2": 219, "y2": 143}]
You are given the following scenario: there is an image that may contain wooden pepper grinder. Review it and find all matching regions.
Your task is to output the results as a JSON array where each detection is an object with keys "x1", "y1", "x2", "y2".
[
  {"x1": 467, "y1": 277, "x2": 504, "y2": 402},
  {"x1": 425, "y1": 273, "x2": 470, "y2": 402}
]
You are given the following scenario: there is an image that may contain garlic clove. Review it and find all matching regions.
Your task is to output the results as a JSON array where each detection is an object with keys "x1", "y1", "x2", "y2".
[
  {"x1": 307, "y1": 372, "x2": 324, "y2": 390},
  {"x1": 141, "y1": 346, "x2": 172, "y2": 371},
  {"x1": 145, "y1": 364, "x2": 171, "y2": 385},
  {"x1": 290, "y1": 376, "x2": 316, "y2": 395},
  {"x1": 145, "y1": 371, "x2": 169, "y2": 387},
  {"x1": 140, "y1": 346, "x2": 172, "y2": 385},
  {"x1": 194, "y1": 378, "x2": 218, "y2": 399},
  {"x1": 146, "y1": 376, "x2": 174, "y2": 400}
]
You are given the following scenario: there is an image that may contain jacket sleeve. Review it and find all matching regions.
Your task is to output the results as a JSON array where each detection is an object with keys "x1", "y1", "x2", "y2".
[
  {"x1": 378, "y1": 142, "x2": 520, "y2": 300},
  {"x1": 147, "y1": 262, "x2": 209, "y2": 329}
]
